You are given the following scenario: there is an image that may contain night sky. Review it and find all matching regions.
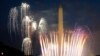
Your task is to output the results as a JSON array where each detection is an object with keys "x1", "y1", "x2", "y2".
[{"x1": 0, "y1": 0, "x2": 100, "y2": 55}]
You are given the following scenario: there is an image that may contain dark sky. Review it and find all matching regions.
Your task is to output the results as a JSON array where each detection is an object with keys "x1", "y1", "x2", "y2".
[{"x1": 0, "y1": 0, "x2": 100, "y2": 55}]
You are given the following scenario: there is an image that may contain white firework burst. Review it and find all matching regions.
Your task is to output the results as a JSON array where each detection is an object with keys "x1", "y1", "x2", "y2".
[
  {"x1": 22, "y1": 37, "x2": 33, "y2": 55},
  {"x1": 38, "y1": 17, "x2": 47, "y2": 33}
]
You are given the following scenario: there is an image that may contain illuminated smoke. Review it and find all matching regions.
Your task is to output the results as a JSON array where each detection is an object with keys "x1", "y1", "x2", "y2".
[{"x1": 39, "y1": 27, "x2": 88, "y2": 56}]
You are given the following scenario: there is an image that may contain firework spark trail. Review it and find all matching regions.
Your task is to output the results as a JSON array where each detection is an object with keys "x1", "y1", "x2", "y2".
[
  {"x1": 21, "y1": 3, "x2": 30, "y2": 21},
  {"x1": 21, "y1": 3, "x2": 30, "y2": 38},
  {"x1": 39, "y1": 28, "x2": 88, "y2": 56},
  {"x1": 9, "y1": 7, "x2": 18, "y2": 35},
  {"x1": 22, "y1": 16, "x2": 32, "y2": 38}
]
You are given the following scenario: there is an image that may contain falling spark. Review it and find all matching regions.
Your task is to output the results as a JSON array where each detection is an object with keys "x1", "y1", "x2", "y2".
[{"x1": 8, "y1": 7, "x2": 18, "y2": 34}]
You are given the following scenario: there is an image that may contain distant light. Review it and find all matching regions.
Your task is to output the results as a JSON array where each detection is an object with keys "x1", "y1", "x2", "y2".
[{"x1": 1, "y1": 52, "x2": 3, "y2": 55}]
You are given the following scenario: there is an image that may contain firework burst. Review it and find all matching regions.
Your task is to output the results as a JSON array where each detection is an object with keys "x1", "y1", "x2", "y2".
[{"x1": 39, "y1": 27, "x2": 88, "y2": 56}]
